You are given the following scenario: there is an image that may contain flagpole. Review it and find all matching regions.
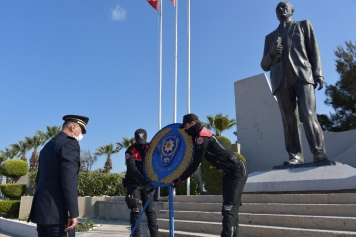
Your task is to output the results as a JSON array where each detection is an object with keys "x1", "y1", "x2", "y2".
[
  {"x1": 173, "y1": 0, "x2": 178, "y2": 124},
  {"x1": 186, "y1": 0, "x2": 191, "y2": 196},
  {"x1": 157, "y1": 0, "x2": 163, "y2": 199},
  {"x1": 159, "y1": 0, "x2": 162, "y2": 131}
]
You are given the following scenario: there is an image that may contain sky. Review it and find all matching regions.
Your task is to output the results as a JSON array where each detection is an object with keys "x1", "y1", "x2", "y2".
[{"x1": 0, "y1": 0, "x2": 355, "y2": 174}]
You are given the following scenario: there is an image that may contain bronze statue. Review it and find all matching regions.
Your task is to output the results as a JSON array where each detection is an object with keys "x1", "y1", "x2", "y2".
[{"x1": 261, "y1": 1, "x2": 327, "y2": 165}]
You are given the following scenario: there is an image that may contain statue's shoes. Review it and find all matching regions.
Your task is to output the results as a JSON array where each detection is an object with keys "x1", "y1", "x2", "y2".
[
  {"x1": 283, "y1": 158, "x2": 304, "y2": 165},
  {"x1": 313, "y1": 152, "x2": 328, "y2": 162}
]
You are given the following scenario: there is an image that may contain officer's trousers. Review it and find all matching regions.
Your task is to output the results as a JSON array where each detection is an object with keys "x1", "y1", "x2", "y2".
[
  {"x1": 127, "y1": 185, "x2": 159, "y2": 237},
  {"x1": 221, "y1": 166, "x2": 248, "y2": 237},
  {"x1": 37, "y1": 224, "x2": 75, "y2": 237}
]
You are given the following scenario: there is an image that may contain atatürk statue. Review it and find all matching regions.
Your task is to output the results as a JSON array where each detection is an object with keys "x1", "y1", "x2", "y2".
[{"x1": 261, "y1": 1, "x2": 327, "y2": 165}]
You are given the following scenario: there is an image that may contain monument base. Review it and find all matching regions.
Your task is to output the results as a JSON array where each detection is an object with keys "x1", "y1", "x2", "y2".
[
  {"x1": 244, "y1": 161, "x2": 356, "y2": 193},
  {"x1": 273, "y1": 159, "x2": 341, "y2": 170}
]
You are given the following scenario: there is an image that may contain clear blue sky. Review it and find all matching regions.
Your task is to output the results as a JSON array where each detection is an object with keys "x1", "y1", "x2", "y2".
[{"x1": 0, "y1": 0, "x2": 355, "y2": 174}]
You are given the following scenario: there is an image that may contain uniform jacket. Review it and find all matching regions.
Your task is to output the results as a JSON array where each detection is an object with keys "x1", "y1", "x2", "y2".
[
  {"x1": 180, "y1": 125, "x2": 246, "y2": 181},
  {"x1": 261, "y1": 20, "x2": 323, "y2": 95},
  {"x1": 29, "y1": 131, "x2": 80, "y2": 224},
  {"x1": 124, "y1": 144, "x2": 150, "y2": 187}
]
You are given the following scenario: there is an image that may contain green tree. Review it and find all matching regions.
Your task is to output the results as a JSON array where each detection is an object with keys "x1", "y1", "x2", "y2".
[
  {"x1": 25, "y1": 135, "x2": 46, "y2": 172},
  {"x1": 36, "y1": 125, "x2": 61, "y2": 143},
  {"x1": 1, "y1": 148, "x2": 18, "y2": 183},
  {"x1": 95, "y1": 144, "x2": 121, "y2": 173},
  {"x1": 205, "y1": 113, "x2": 236, "y2": 136},
  {"x1": 116, "y1": 137, "x2": 135, "y2": 149},
  {"x1": 324, "y1": 40, "x2": 356, "y2": 131},
  {"x1": 10, "y1": 141, "x2": 30, "y2": 162},
  {"x1": 0, "y1": 151, "x2": 7, "y2": 184}
]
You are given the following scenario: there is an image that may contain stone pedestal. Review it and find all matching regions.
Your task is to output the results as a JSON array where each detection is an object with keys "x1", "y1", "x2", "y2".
[{"x1": 244, "y1": 161, "x2": 356, "y2": 193}]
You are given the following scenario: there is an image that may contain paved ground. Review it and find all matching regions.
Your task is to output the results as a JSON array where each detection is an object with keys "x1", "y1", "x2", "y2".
[
  {"x1": 0, "y1": 219, "x2": 148, "y2": 237},
  {"x1": 78, "y1": 219, "x2": 149, "y2": 237},
  {"x1": 0, "y1": 231, "x2": 21, "y2": 237}
]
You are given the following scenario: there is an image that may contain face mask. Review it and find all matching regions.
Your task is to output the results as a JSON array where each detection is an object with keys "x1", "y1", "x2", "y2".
[
  {"x1": 73, "y1": 133, "x2": 83, "y2": 142},
  {"x1": 135, "y1": 144, "x2": 146, "y2": 151},
  {"x1": 184, "y1": 126, "x2": 197, "y2": 136}
]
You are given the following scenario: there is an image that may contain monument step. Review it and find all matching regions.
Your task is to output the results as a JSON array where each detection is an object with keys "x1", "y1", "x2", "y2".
[
  {"x1": 158, "y1": 221, "x2": 356, "y2": 237},
  {"x1": 159, "y1": 193, "x2": 356, "y2": 204},
  {"x1": 161, "y1": 202, "x2": 221, "y2": 212},
  {"x1": 160, "y1": 202, "x2": 356, "y2": 217},
  {"x1": 159, "y1": 229, "x2": 220, "y2": 237},
  {"x1": 157, "y1": 219, "x2": 221, "y2": 235},
  {"x1": 159, "y1": 211, "x2": 356, "y2": 232},
  {"x1": 240, "y1": 203, "x2": 356, "y2": 217},
  {"x1": 240, "y1": 213, "x2": 356, "y2": 232}
]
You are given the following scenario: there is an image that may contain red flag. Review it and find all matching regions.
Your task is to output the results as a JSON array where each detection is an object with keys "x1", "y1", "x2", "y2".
[
  {"x1": 171, "y1": 0, "x2": 175, "y2": 4},
  {"x1": 147, "y1": 0, "x2": 159, "y2": 10}
]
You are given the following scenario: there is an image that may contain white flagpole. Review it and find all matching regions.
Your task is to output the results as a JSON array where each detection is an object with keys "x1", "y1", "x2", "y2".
[
  {"x1": 186, "y1": 0, "x2": 191, "y2": 196},
  {"x1": 173, "y1": 0, "x2": 178, "y2": 123},
  {"x1": 158, "y1": 0, "x2": 163, "y2": 199},
  {"x1": 159, "y1": 0, "x2": 163, "y2": 131}
]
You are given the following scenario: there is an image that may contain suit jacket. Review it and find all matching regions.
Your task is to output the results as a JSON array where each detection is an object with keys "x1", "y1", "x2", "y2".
[
  {"x1": 29, "y1": 131, "x2": 80, "y2": 225},
  {"x1": 261, "y1": 20, "x2": 323, "y2": 95}
]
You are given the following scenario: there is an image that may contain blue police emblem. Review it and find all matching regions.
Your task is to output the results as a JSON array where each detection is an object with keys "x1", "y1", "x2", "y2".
[
  {"x1": 144, "y1": 123, "x2": 195, "y2": 186},
  {"x1": 160, "y1": 134, "x2": 180, "y2": 167}
]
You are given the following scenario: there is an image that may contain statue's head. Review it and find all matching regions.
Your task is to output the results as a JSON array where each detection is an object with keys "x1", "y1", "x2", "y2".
[{"x1": 276, "y1": 1, "x2": 294, "y2": 21}]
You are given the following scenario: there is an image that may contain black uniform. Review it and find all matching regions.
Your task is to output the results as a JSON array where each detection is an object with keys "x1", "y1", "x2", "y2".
[
  {"x1": 125, "y1": 143, "x2": 159, "y2": 237},
  {"x1": 29, "y1": 131, "x2": 80, "y2": 237},
  {"x1": 179, "y1": 123, "x2": 248, "y2": 237}
]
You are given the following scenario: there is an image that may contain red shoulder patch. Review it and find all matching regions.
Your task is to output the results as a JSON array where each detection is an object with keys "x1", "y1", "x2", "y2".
[{"x1": 199, "y1": 127, "x2": 212, "y2": 137}]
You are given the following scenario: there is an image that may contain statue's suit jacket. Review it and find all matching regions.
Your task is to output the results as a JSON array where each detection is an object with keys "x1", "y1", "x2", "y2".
[
  {"x1": 261, "y1": 20, "x2": 323, "y2": 95},
  {"x1": 29, "y1": 131, "x2": 80, "y2": 225}
]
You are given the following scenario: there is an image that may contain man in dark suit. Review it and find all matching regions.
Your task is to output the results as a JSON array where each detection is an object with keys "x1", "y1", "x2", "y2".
[
  {"x1": 261, "y1": 1, "x2": 327, "y2": 165},
  {"x1": 29, "y1": 115, "x2": 89, "y2": 237}
]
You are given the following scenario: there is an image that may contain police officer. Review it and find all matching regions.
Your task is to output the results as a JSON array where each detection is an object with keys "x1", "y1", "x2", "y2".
[
  {"x1": 124, "y1": 128, "x2": 159, "y2": 237},
  {"x1": 29, "y1": 115, "x2": 89, "y2": 237},
  {"x1": 173, "y1": 114, "x2": 248, "y2": 237}
]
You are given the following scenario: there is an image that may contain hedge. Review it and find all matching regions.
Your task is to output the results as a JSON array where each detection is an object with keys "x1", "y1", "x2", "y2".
[
  {"x1": 0, "y1": 200, "x2": 21, "y2": 217},
  {"x1": 0, "y1": 159, "x2": 28, "y2": 178},
  {"x1": 200, "y1": 136, "x2": 246, "y2": 195},
  {"x1": 0, "y1": 184, "x2": 26, "y2": 199},
  {"x1": 29, "y1": 172, "x2": 125, "y2": 197},
  {"x1": 78, "y1": 172, "x2": 125, "y2": 196}
]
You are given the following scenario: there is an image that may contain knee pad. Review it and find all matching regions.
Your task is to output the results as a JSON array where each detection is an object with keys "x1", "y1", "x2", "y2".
[
  {"x1": 222, "y1": 204, "x2": 233, "y2": 214},
  {"x1": 125, "y1": 196, "x2": 142, "y2": 209},
  {"x1": 131, "y1": 207, "x2": 141, "y2": 213}
]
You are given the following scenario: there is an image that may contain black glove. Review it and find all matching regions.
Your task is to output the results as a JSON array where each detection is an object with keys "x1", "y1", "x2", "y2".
[
  {"x1": 172, "y1": 178, "x2": 182, "y2": 189},
  {"x1": 144, "y1": 183, "x2": 155, "y2": 193}
]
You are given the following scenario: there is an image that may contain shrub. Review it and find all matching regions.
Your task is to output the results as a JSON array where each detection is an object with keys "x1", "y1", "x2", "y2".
[
  {"x1": 0, "y1": 184, "x2": 26, "y2": 199},
  {"x1": 0, "y1": 159, "x2": 28, "y2": 178},
  {"x1": 77, "y1": 172, "x2": 125, "y2": 196},
  {"x1": 160, "y1": 174, "x2": 201, "y2": 196},
  {"x1": 200, "y1": 136, "x2": 247, "y2": 195},
  {"x1": 217, "y1": 136, "x2": 231, "y2": 147},
  {"x1": 0, "y1": 200, "x2": 21, "y2": 218},
  {"x1": 29, "y1": 172, "x2": 125, "y2": 197}
]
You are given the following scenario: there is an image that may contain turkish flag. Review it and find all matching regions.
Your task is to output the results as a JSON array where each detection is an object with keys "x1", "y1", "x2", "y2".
[{"x1": 147, "y1": 0, "x2": 159, "y2": 10}]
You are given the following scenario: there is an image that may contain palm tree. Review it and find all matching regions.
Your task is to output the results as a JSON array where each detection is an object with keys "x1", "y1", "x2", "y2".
[
  {"x1": 26, "y1": 135, "x2": 46, "y2": 172},
  {"x1": 205, "y1": 113, "x2": 236, "y2": 136},
  {"x1": 37, "y1": 125, "x2": 61, "y2": 143},
  {"x1": 95, "y1": 144, "x2": 121, "y2": 173},
  {"x1": 11, "y1": 140, "x2": 30, "y2": 162},
  {"x1": 116, "y1": 137, "x2": 135, "y2": 149}
]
